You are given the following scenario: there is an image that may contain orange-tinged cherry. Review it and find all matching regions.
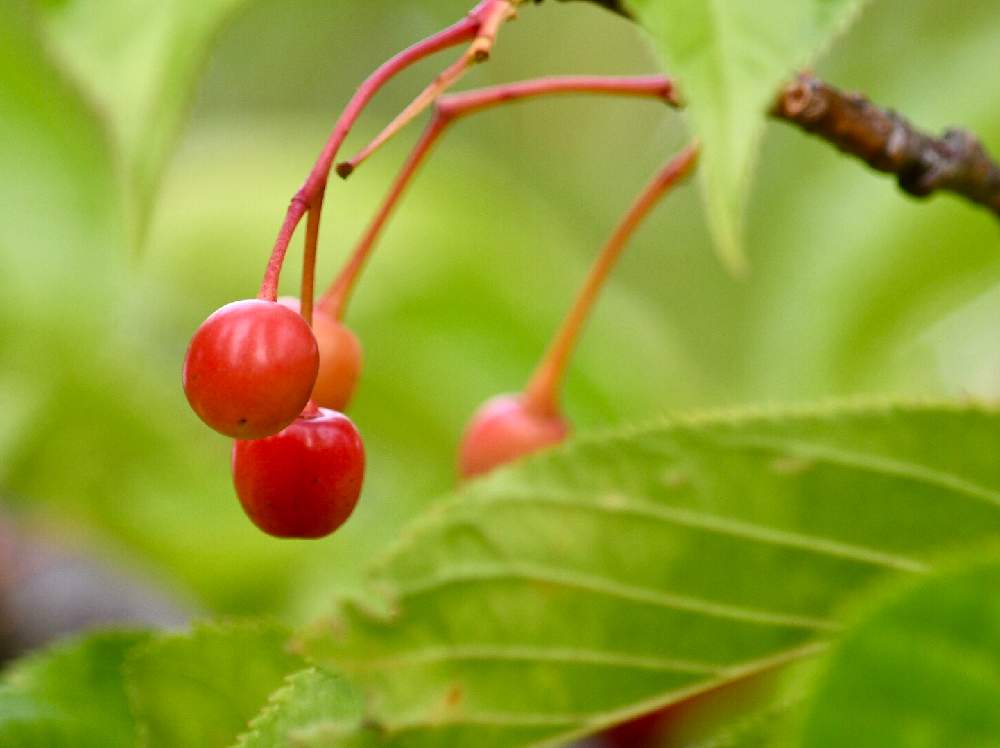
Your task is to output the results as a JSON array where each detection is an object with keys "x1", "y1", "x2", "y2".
[
  {"x1": 183, "y1": 299, "x2": 319, "y2": 439},
  {"x1": 279, "y1": 298, "x2": 362, "y2": 411},
  {"x1": 232, "y1": 406, "x2": 365, "y2": 538}
]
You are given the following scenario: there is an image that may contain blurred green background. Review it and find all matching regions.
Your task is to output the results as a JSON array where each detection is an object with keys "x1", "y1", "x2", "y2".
[{"x1": 1, "y1": 0, "x2": 998, "y2": 628}]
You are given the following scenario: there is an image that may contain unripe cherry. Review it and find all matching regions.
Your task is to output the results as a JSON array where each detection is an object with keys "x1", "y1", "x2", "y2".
[
  {"x1": 458, "y1": 394, "x2": 569, "y2": 478},
  {"x1": 183, "y1": 299, "x2": 319, "y2": 439},
  {"x1": 231, "y1": 406, "x2": 365, "y2": 538},
  {"x1": 278, "y1": 298, "x2": 362, "y2": 411}
]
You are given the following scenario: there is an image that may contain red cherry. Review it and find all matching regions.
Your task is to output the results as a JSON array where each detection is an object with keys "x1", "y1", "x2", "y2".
[
  {"x1": 183, "y1": 299, "x2": 319, "y2": 439},
  {"x1": 232, "y1": 407, "x2": 365, "y2": 538},
  {"x1": 458, "y1": 394, "x2": 569, "y2": 478},
  {"x1": 278, "y1": 298, "x2": 362, "y2": 411}
]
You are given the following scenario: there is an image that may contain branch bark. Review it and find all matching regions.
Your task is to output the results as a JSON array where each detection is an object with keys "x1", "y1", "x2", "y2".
[{"x1": 772, "y1": 73, "x2": 1000, "y2": 217}]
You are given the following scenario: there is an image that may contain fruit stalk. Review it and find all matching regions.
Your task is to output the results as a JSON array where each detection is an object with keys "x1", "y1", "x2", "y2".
[
  {"x1": 522, "y1": 142, "x2": 699, "y2": 417},
  {"x1": 322, "y1": 113, "x2": 447, "y2": 319},
  {"x1": 300, "y1": 190, "x2": 324, "y2": 328},
  {"x1": 339, "y1": 0, "x2": 519, "y2": 177},
  {"x1": 322, "y1": 74, "x2": 678, "y2": 319},
  {"x1": 256, "y1": 1, "x2": 505, "y2": 301}
]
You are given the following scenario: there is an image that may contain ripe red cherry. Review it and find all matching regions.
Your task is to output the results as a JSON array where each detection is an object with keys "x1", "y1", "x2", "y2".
[
  {"x1": 231, "y1": 407, "x2": 365, "y2": 538},
  {"x1": 278, "y1": 298, "x2": 362, "y2": 411},
  {"x1": 183, "y1": 299, "x2": 319, "y2": 439},
  {"x1": 458, "y1": 394, "x2": 569, "y2": 478}
]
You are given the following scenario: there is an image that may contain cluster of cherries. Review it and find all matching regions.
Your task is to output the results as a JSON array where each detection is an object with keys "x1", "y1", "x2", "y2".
[
  {"x1": 183, "y1": 297, "x2": 364, "y2": 539},
  {"x1": 182, "y1": 0, "x2": 696, "y2": 541}
]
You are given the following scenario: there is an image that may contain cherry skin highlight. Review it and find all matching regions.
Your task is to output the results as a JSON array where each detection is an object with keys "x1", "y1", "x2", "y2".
[
  {"x1": 458, "y1": 394, "x2": 569, "y2": 478},
  {"x1": 279, "y1": 298, "x2": 363, "y2": 411},
  {"x1": 232, "y1": 407, "x2": 365, "y2": 538},
  {"x1": 183, "y1": 299, "x2": 319, "y2": 439}
]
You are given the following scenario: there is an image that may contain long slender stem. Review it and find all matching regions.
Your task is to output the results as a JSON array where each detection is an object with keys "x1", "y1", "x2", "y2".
[
  {"x1": 319, "y1": 74, "x2": 678, "y2": 319},
  {"x1": 521, "y1": 142, "x2": 700, "y2": 417},
  {"x1": 338, "y1": 55, "x2": 472, "y2": 180},
  {"x1": 338, "y1": 0, "x2": 516, "y2": 179},
  {"x1": 439, "y1": 74, "x2": 677, "y2": 117},
  {"x1": 255, "y1": 6, "x2": 487, "y2": 301},
  {"x1": 300, "y1": 190, "x2": 324, "y2": 327},
  {"x1": 323, "y1": 115, "x2": 450, "y2": 319}
]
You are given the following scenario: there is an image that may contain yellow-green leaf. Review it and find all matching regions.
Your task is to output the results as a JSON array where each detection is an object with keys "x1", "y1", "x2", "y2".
[{"x1": 627, "y1": 0, "x2": 868, "y2": 271}]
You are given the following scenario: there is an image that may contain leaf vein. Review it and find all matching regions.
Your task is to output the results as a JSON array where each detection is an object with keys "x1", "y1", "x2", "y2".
[
  {"x1": 338, "y1": 645, "x2": 723, "y2": 674},
  {"x1": 467, "y1": 489, "x2": 928, "y2": 573},
  {"x1": 717, "y1": 434, "x2": 1000, "y2": 509},
  {"x1": 392, "y1": 563, "x2": 839, "y2": 631}
]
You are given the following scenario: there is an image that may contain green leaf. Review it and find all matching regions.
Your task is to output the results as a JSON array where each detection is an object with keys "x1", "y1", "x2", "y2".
[
  {"x1": 795, "y1": 553, "x2": 1000, "y2": 747},
  {"x1": 126, "y1": 621, "x2": 304, "y2": 748},
  {"x1": 626, "y1": 0, "x2": 867, "y2": 271},
  {"x1": 298, "y1": 401, "x2": 1000, "y2": 746},
  {"x1": 684, "y1": 698, "x2": 795, "y2": 748},
  {"x1": 0, "y1": 630, "x2": 151, "y2": 747},
  {"x1": 235, "y1": 668, "x2": 362, "y2": 748},
  {"x1": 37, "y1": 0, "x2": 247, "y2": 245}
]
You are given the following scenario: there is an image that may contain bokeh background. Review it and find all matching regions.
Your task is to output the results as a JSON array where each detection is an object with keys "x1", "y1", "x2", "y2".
[{"x1": 1, "y1": 0, "x2": 998, "y2": 646}]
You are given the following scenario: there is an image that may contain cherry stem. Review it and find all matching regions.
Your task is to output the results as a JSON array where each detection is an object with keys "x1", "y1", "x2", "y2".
[
  {"x1": 255, "y1": 2, "x2": 494, "y2": 301},
  {"x1": 299, "y1": 189, "x2": 324, "y2": 328},
  {"x1": 521, "y1": 141, "x2": 700, "y2": 418},
  {"x1": 319, "y1": 74, "x2": 678, "y2": 319},
  {"x1": 322, "y1": 114, "x2": 448, "y2": 320},
  {"x1": 337, "y1": 0, "x2": 517, "y2": 179}
]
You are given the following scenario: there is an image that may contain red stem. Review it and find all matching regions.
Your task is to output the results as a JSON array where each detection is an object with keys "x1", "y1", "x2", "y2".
[
  {"x1": 320, "y1": 74, "x2": 678, "y2": 318},
  {"x1": 323, "y1": 114, "x2": 450, "y2": 319},
  {"x1": 522, "y1": 142, "x2": 700, "y2": 418},
  {"x1": 439, "y1": 74, "x2": 677, "y2": 117},
  {"x1": 256, "y1": 6, "x2": 486, "y2": 301}
]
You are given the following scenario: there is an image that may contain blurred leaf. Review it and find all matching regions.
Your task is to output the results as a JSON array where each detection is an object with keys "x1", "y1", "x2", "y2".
[
  {"x1": 627, "y1": 0, "x2": 867, "y2": 271},
  {"x1": 126, "y1": 621, "x2": 302, "y2": 748},
  {"x1": 38, "y1": 0, "x2": 248, "y2": 245},
  {"x1": 296, "y1": 401, "x2": 1000, "y2": 746},
  {"x1": 0, "y1": 1, "x2": 122, "y2": 313},
  {"x1": 795, "y1": 553, "x2": 1000, "y2": 747},
  {"x1": 235, "y1": 668, "x2": 361, "y2": 748},
  {"x1": 0, "y1": 630, "x2": 151, "y2": 747}
]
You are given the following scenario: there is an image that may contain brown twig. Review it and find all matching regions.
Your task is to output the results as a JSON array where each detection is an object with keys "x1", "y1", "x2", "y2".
[{"x1": 772, "y1": 73, "x2": 1000, "y2": 216}]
